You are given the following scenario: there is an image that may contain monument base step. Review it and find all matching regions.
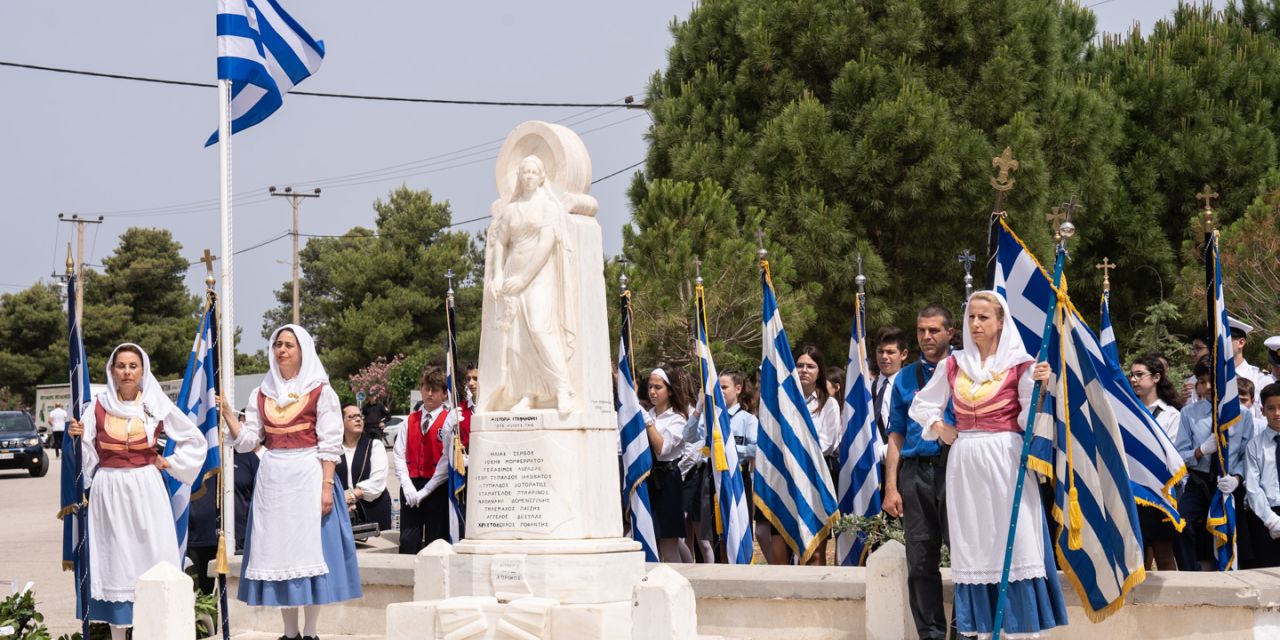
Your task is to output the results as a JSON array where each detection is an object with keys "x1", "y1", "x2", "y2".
[{"x1": 387, "y1": 597, "x2": 631, "y2": 640}]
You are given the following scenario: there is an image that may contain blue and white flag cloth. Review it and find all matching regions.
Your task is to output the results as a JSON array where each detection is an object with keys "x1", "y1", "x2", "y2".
[
  {"x1": 1026, "y1": 299, "x2": 1146, "y2": 622},
  {"x1": 754, "y1": 262, "x2": 839, "y2": 564},
  {"x1": 1206, "y1": 231, "x2": 1242, "y2": 571},
  {"x1": 444, "y1": 295, "x2": 467, "y2": 544},
  {"x1": 1099, "y1": 292, "x2": 1120, "y2": 366},
  {"x1": 208, "y1": 0, "x2": 324, "y2": 146},
  {"x1": 616, "y1": 290, "x2": 659, "y2": 561},
  {"x1": 835, "y1": 291, "x2": 881, "y2": 567},
  {"x1": 57, "y1": 274, "x2": 92, "y2": 635},
  {"x1": 695, "y1": 287, "x2": 754, "y2": 564},
  {"x1": 165, "y1": 300, "x2": 221, "y2": 560},
  {"x1": 994, "y1": 219, "x2": 1185, "y2": 530}
]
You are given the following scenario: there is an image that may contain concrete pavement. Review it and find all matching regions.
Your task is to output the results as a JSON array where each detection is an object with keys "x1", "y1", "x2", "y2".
[{"x1": 0, "y1": 453, "x2": 77, "y2": 634}]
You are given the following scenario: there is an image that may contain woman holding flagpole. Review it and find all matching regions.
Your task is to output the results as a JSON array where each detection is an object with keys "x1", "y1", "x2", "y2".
[
  {"x1": 67, "y1": 344, "x2": 206, "y2": 640},
  {"x1": 220, "y1": 324, "x2": 361, "y2": 640},
  {"x1": 910, "y1": 291, "x2": 1067, "y2": 638}
]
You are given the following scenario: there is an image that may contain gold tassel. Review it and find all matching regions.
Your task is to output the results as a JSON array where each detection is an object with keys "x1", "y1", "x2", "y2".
[
  {"x1": 215, "y1": 532, "x2": 229, "y2": 575},
  {"x1": 1067, "y1": 486, "x2": 1085, "y2": 551}
]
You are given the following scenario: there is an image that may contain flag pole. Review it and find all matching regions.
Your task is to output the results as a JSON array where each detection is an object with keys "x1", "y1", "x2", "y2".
[
  {"x1": 991, "y1": 205, "x2": 1075, "y2": 639},
  {"x1": 216, "y1": 73, "x2": 238, "y2": 589}
]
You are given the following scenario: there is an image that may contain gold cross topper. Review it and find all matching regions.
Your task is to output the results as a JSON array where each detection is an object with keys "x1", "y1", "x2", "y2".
[
  {"x1": 1096, "y1": 257, "x2": 1116, "y2": 292},
  {"x1": 200, "y1": 249, "x2": 217, "y2": 286},
  {"x1": 1045, "y1": 206, "x2": 1067, "y2": 232},
  {"x1": 1196, "y1": 184, "x2": 1219, "y2": 231}
]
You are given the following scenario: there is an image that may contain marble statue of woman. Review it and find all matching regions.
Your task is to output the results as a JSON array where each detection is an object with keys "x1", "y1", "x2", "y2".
[{"x1": 485, "y1": 155, "x2": 579, "y2": 414}]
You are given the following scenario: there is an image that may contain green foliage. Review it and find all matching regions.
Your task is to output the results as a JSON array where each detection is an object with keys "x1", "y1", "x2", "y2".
[
  {"x1": 834, "y1": 513, "x2": 950, "y2": 566},
  {"x1": 263, "y1": 186, "x2": 481, "y2": 382},
  {"x1": 83, "y1": 228, "x2": 202, "y2": 379},
  {"x1": 0, "y1": 589, "x2": 49, "y2": 640},
  {"x1": 1124, "y1": 299, "x2": 1193, "y2": 385},
  {"x1": 0, "y1": 283, "x2": 65, "y2": 404},
  {"x1": 388, "y1": 348, "x2": 443, "y2": 413}
]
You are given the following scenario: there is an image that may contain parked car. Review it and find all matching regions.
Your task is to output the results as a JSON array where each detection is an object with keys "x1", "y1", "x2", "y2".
[
  {"x1": 0, "y1": 411, "x2": 49, "y2": 477},
  {"x1": 381, "y1": 414, "x2": 408, "y2": 448}
]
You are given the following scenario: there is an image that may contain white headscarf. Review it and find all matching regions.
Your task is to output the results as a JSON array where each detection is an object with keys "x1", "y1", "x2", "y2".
[
  {"x1": 100, "y1": 343, "x2": 176, "y2": 424},
  {"x1": 259, "y1": 324, "x2": 329, "y2": 408},
  {"x1": 954, "y1": 290, "x2": 1034, "y2": 384}
]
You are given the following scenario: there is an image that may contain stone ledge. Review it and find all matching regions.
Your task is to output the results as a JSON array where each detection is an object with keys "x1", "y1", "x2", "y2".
[{"x1": 657, "y1": 563, "x2": 867, "y2": 601}]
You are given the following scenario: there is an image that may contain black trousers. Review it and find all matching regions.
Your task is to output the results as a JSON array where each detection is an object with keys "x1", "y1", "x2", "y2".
[
  {"x1": 399, "y1": 478, "x2": 450, "y2": 555},
  {"x1": 899, "y1": 456, "x2": 951, "y2": 640},
  {"x1": 51, "y1": 431, "x2": 63, "y2": 456}
]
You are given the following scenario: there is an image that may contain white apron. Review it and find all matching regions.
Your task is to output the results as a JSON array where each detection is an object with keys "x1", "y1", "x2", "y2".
[{"x1": 244, "y1": 448, "x2": 327, "y2": 580}]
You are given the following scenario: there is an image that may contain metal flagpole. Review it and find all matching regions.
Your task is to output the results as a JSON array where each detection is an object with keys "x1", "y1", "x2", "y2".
[
  {"x1": 991, "y1": 204, "x2": 1076, "y2": 639},
  {"x1": 216, "y1": 72, "x2": 238, "y2": 616}
]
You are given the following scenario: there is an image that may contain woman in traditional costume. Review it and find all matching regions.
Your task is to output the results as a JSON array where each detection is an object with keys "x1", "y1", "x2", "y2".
[
  {"x1": 68, "y1": 344, "x2": 205, "y2": 640},
  {"x1": 221, "y1": 324, "x2": 361, "y2": 640},
  {"x1": 909, "y1": 291, "x2": 1067, "y2": 638}
]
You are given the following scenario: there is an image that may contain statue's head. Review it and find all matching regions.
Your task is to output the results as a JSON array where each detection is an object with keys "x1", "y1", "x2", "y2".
[{"x1": 516, "y1": 155, "x2": 546, "y2": 195}]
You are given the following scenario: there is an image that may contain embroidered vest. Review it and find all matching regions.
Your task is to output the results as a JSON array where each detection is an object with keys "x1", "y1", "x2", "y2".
[
  {"x1": 257, "y1": 385, "x2": 324, "y2": 450},
  {"x1": 945, "y1": 357, "x2": 1031, "y2": 433},
  {"x1": 93, "y1": 401, "x2": 162, "y2": 469}
]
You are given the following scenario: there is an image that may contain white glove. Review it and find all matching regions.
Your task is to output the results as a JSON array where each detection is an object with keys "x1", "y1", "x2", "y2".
[
  {"x1": 1216, "y1": 475, "x2": 1239, "y2": 494},
  {"x1": 1267, "y1": 519, "x2": 1280, "y2": 540},
  {"x1": 404, "y1": 488, "x2": 423, "y2": 508},
  {"x1": 1199, "y1": 435, "x2": 1219, "y2": 456},
  {"x1": 873, "y1": 438, "x2": 888, "y2": 463},
  {"x1": 691, "y1": 396, "x2": 705, "y2": 421}
]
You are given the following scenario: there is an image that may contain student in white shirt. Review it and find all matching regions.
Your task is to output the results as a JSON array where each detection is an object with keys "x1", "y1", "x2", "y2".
[
  {"x1": 1128, "y1": 354, "x2": 1182, "y2": 570},
  {"x1": 795, "y1": 344, "x2": 839, "y2": 566},
  {"x1": 645, "y1": 366, "x2": 692, "y2": 563}
]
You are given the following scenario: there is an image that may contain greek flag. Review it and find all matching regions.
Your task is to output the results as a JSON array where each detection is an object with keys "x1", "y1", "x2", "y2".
[
  {"x1": 444, "y1": 295, "x2": 467, "y2": 544},
  {"x1": 1205, "y1": 231, "x2": 1241, "y2": 571},
  {"x1": 835, "y1": 290, "x2": 881, "y2": 567},
  {"x1": 165, "y1": 301, "x2": 221, "y2": 560},
  {"x1": 1027, "y1": 301, "x2": 1146, "y2": 622},
  {"x1": 754, "y1": 263, "x2": 839, "y2": 563},
  {"x1": 1099, "y1": 292, "x2": 1120, "y2": 365},
  {"x1": 57, "y1": 273, "x2": 92, "y2": 635},
  {"x1": 695, "y1": 286, "x2": 753, "y2": 564},
  {"x1": 617, "y1": 290, "x2": 659, "y2": 561},
  {"x1": 207, "y1": 0, "x2": 324, "y2": 146},
  {"x1": 994, "y1": 219, "x2": 1185, "y2": 529}
]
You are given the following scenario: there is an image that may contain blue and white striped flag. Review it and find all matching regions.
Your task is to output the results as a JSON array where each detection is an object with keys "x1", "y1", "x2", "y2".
[
  {"x1": 1205, "y1": 230, "x2": 1241, "y2": 571},
  {"x1": 1026, "y1": 299, "x2": 1146, "y2": 621},
  {"x1": 208, "y1": 0, "x2": 324, "y2": 146},
  {"x1": 165, "y1": 301, "x2": 221, "y2": 560},
  {"x1": 58, "y1": 273, "x2": 92, "y2": 635},
  {"x1": 444, "y1": 291, "x2": 467, "y2": 544},
  {"x1": 835, "y1": 290, "x2": 881, "y2": 567},
  {"x1": 754, "y1": 262, "x2": 839, "y2": 564},
  {"x1": 695, "y1": 284, "x2": 754, "y2": 564},
  {"x1": 994, "y1": 219, "x2": 1185, "y2": 530},
  {"x1": 1099, "y1": 292, "x2": 1120, "y2": 365},
  {"x1": 617, "y1": 290, "x2": 659, "y2": 561}
]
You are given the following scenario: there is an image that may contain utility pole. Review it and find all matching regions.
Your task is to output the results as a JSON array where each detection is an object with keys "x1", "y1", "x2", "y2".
[
  {"x1": 57, "y1": 214, "x2": 104, "y2": 327},
  {"x1": 269, "y1": 186, "x2": 321, "y2": 325}
]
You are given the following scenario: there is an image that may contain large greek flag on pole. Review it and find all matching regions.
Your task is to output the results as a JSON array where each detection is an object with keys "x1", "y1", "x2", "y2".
[
  {"x1": 1027, "y1": 300, "x2": 1146, "y2": 621},
  {"x1": 208, "y1": 0, "x2": 324, "y2": 146},
  {"x1": 165, "y1": 301, "x2": 221, "y2": 560},
  {"x1": 993, "y1": 219, "x2": 1185, "y2": 529},
  {"x1": 1206, "y1": 231, "x2": 1241, "y2": 571},
  {"x1": 696, "y1": 286, "x2": 754, "y2": 564},
  {"x1": 835, "y1": 291, "x2": 881, "y2": 567},
  {"x1": 755, "y1": 261, "x2": 839, "y2": 564},
  {"x1": 617, "y1": 290, "x2": 659, "y2": 561},
  {"x1": 444, "y1": 296, "x2": 467, "y2": 544}
]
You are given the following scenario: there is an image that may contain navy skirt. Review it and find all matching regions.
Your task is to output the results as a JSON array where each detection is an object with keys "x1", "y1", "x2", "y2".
[{"x1": 648, "y1": 463, "x2": 685, "y2": 539}]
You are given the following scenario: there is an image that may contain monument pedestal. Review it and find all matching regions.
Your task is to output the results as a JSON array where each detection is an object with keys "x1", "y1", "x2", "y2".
[{"x1": 387, "y1": 120, "x2": 698, "y2": 639}]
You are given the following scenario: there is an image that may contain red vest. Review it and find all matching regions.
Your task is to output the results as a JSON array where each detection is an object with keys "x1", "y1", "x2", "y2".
[
  {"x1": 93, "y1": 401, "x2": 162, "y2": 469},
  {"x1": 945, "y1": 357, "x2": 1031, "y2": 433},
  {"x1": 405, "y1": 408, "x2": 449, "y2": 479},
  {"x1": 258, "y1": 385, "x2": 324, "y2": 450}
]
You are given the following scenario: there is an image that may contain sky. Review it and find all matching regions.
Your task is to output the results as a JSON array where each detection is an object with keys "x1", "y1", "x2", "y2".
[{"x1": 0, "y1": 1, "x2": 1222, "y2": 353}]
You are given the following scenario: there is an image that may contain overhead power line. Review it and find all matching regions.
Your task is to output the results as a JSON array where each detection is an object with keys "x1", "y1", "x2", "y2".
[{"x1": 0, "y1": 60, "x2": 648, "y2": 109}]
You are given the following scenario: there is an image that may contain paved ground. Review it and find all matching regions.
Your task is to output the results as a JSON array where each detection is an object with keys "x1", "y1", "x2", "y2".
[{"x1": 0, "y1": 452, "x2": 78, "y2": 635}]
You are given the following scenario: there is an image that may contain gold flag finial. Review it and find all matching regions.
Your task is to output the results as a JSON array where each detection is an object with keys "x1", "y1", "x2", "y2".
[
  {"x1": 200, "y1": 249, "x2": 217, "y2": 288},
  {"x1": 1096, "y1": 257, "x2": 1116, "y2": 293},
  {"x1": 989, "y1": 147, "x2": 1019, "y2": 216},
  {"x1": 1196, "y1": 184, "x2": 1219, "y2": 231}
]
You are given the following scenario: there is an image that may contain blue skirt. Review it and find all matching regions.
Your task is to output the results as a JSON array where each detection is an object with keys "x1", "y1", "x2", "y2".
[
  {"x1": 238, "y1": 480, "x2": 363, "y2": 606},
  {"x1": 954, "y1": 515, "x2": 1068, "y2": 637},
  {"x1": 81, "y1": 597, "x2": 132, "y2": 626}
]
